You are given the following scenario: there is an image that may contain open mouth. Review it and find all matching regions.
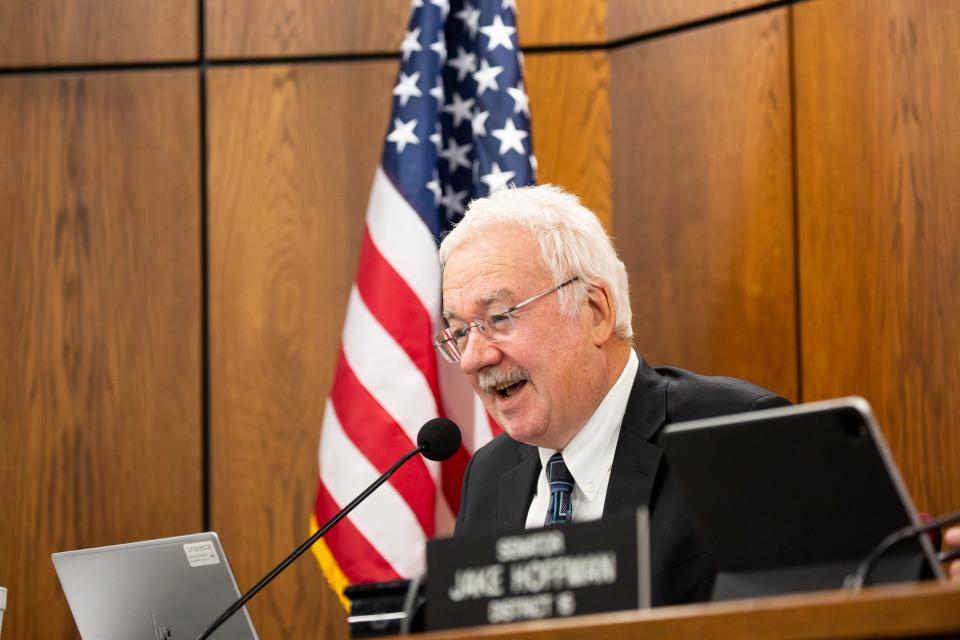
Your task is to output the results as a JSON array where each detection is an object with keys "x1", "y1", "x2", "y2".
[{"x1": 495, "y1": 380, "x2": 527, "y2": 399}]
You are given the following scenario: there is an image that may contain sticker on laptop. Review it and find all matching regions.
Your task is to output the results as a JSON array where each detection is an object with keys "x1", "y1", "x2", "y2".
[{"x1": 183, "y1": 540, "x2": 221, "y2": 567}]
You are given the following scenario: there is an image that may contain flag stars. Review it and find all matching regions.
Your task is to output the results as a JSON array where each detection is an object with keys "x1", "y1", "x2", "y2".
[
  {"x1": 383, "y1": 5, "x2": 531, "y2": 218},
  {"x1": 429, "y1": 78, "x2": 444, "y2": 105},
  {"x1": 401, "y1": 27, "x2": 423, "y2": 62},
  {"x1": 440, "y1": 138, "x2": 473, "y2": 173},
  {"x1": 507, "y1": 81, "x2": 530, "y2": 116},
  {"x1": 387, "y1": 117, "x2": 419, "y2": 153},
  {"x1": 492, "y1": 118, "x2": 528, "y2": 155},
  {"x1": 471, "y1": 109, "x2": 490, "y2": 137},
  {"x1": 431, "y1": 0, "x2": 450, "y2": 19},
  {"x1": 429, "y1": 122, "x2": 443, "y2": 152},
  {"x1": 455, "y1": 2, "x2": 481, "y2": 39},
  {"x1": 448, "y1": 46, "x2": 478, "y2": 82},
  {"x1": 440, "y1": 184, "x2": 468, "y2": 216},
  {"x1": 426, "y1": 169, "x2": 442, "y2": 204},
  {"x1": 393, "y1": 71, "x2": 422, "y2": 107},
  {"x1": 443, "y1": 92, "x2": 475, "y2": 128},
  {"x1": 480, "y1": 15, "x2": 516, "y2": 52},
  {"x1": 430, "y1": 35, "x2": 447, "y2": 64},
  {"x1": 481, "y1": 162, "x2": 516, "y2": 193},
  {"x1": 473, "y1": 59, "x2": 504, "y2": 96}
]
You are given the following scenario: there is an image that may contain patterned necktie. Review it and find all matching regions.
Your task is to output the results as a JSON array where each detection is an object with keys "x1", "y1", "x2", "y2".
[{"x1": 544, "y1": 453, "x2": 574, "y2": 526}]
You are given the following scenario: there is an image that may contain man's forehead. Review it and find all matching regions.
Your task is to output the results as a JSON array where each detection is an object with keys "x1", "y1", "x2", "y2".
[
  {"x1": 442, "y1": 285, "x2": 515, "y2": 319},
  {"x1": 440, "y1": 226, "x2": 547, "y2": 317}
]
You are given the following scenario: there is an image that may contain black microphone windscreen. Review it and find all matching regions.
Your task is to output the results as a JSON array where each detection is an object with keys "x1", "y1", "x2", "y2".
[{"x1": 417, "y1": 418, "x2": 462, "y2": 461}]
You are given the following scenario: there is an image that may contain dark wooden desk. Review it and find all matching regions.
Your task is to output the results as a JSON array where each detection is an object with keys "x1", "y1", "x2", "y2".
[{"x1": 415, "y1": 581, "x2": 960, "y2": 639}]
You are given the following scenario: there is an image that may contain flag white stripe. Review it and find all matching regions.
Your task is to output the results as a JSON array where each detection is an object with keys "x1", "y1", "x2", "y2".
[
  {"x1": 320, "y1": 402, "x2": 426, "y2": 578},
  {"x1": 437, "y1": 354, "x2": 485, "y2": 456},
  {"x1": 366, "y1": 167, "x2": 442, "y2": 316},
  {"x1": 342, "y1": 286, "x2": 440, "y2": 454},
  {"x1": 472, "y1": 395, "x2": 495, "y2": 451}
]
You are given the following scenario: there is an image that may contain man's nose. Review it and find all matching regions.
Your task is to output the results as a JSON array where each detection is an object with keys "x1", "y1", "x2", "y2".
[{"x1": 459, "y1": 328, "x2": 501, "y2": 375}]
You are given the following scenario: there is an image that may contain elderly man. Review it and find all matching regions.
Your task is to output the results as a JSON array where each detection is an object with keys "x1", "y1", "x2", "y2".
[{"x1": 434, "y1": 184, "x2": 789, "y2": 606}]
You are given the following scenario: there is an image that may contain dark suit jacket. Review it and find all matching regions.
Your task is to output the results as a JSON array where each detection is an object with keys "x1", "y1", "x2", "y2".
[{"x1": 453, "y1": 357, "x2": 789, "y2": 607}]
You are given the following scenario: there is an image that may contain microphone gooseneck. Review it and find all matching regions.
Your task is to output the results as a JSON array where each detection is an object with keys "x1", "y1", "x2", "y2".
[
  {"x1": 197, "y1": 418, "x2": 462, "y2": 639},
  {"x1": 845, "y1": 509, "x2": 960, "y2": 591}
]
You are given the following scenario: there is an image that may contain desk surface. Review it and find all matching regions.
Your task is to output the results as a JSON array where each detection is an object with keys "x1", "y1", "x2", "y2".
[{"x1": 415, "y1": 581, "x2": 960, "y2": 640}]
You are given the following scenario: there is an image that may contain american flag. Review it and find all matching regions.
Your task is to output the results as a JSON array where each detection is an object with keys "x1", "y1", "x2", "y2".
[{"x1": 311, "y1": 0, "x2": 535, "y2": 607}]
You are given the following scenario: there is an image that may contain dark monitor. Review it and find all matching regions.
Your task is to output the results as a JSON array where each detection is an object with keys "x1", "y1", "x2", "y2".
[{"x1": 656, "y1": 397, "x2": 944, "y2": 601}]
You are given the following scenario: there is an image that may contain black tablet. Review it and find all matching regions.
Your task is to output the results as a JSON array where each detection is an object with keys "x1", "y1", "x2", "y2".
[{"x1": 656, "y1": 397, "x2": 944, "y2": 600}]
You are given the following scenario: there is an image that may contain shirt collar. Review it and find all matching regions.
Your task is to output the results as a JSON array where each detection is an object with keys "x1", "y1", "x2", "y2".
[{"x1": 537, "y1": 350, "x2": 640, "y2": 501}]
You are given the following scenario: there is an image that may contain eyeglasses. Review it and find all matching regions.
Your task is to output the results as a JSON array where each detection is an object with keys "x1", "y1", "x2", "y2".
[{"x1": 433, "y1": 277, "x2": 579, "y2": 364}]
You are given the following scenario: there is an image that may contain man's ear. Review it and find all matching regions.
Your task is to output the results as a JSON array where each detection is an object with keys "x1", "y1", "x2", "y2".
[{"x1": 586, "y1": 281, "x2": 617, "y2": 347}]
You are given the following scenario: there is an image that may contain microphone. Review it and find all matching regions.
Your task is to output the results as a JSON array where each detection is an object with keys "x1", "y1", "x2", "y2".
[
  {"x1": 197, "y1": 418, "x2": 461, "y2": 639},
  {"x1": 418, "y1": 417, "x2": 462, "y2": 461}
]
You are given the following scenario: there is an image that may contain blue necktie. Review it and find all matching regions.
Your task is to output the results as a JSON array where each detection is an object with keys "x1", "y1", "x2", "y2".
[{"x1": 544, "y1": 453, "x2": 574, "y2": 526}]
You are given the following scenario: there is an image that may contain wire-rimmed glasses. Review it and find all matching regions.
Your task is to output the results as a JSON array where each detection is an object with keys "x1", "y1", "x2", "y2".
[{"x1": 433, "y1": 277, "x2": 579, "y2": 363}]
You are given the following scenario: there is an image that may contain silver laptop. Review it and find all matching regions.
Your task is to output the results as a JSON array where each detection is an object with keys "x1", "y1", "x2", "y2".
[{"x1": 52, "y1": 532, "x2": 258, "y2": 639}]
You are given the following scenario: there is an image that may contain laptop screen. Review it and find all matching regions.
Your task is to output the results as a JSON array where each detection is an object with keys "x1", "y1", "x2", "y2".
[
  {"x1": 53, "y1": 532, "x2": 258, "y2": 639},
  {"x1": 656, "y1": 397, "x2": 943, "y2": 600}
]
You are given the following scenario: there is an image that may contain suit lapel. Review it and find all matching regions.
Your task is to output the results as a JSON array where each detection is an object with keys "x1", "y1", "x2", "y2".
[
  {"x1": 498, "y1": 444, "x2": 541, "y2": 529},
  {"x1": 604, "y1": 358, "x2": 669, "y2": 516}
]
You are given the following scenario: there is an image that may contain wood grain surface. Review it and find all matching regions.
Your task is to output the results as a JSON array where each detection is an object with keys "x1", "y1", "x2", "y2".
[
  {"x1": 205, "y1": 0, "x2": 608, "y2": 58},
  {"x1": 0, "y1": 70, "x2": 201, "y2": 639},
  {"x1": 0, "y1": 0, "x2": 197, "y2": 67},
  {"x1": 207, "y1": 61, "x2": 401, "y2": 639},
  {"x1": 525, "y1": 51, "x2": 612, "y2": 229},
  {"x1": 794, "y1": 0, "x2": 960, "y2": 516},
  {"x1": 205, "y1": 0, "x2": 411, "y2": 59},
  {"x1": 611, "y1": 9, "x2": 797, "y2": 400},
  {"x1": 518, "y1": 0, "x2": 606, "y2": 46},
  {"x1": 608, "y1": 0, "x2": 776, "y2": 42},
  {"x1": 416, "y1": 581, "x2": 960, "y2": 640},
  {"x1": 204, "y1": 0, "x2": 796, "y2": 59}
]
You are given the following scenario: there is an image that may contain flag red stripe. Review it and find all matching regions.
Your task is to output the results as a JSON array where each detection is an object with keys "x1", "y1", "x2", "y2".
[
  {"x1": 487, "y1": 412, "x2": 503, "y2": 437},
  {"x1": 356, "y1": 227, "x2": 442, "y2": 402},
  {"x1": 314, "y1": 481, "x2": 400, "y2": 584},
  {"x1": 357, "y1": 224, "x2": 476, "y2": 516},
  {"x1": 330, "y1": 351, "x2": 436, "y2": 536}
]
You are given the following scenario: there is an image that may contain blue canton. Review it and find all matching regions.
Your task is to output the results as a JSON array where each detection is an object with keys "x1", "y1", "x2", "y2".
[{"x1": 381, "y1": 0, "x2": 536, "y2": 243}]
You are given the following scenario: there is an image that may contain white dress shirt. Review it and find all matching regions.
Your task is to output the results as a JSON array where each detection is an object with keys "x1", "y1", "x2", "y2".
[{"x1": 524, "y1": 350, "x2": 640, "y2": 528}]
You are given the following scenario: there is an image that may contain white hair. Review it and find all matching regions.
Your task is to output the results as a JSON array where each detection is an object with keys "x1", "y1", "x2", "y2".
[{"x1": 438, "y1": 184, "x2": 633, "y2": 339}]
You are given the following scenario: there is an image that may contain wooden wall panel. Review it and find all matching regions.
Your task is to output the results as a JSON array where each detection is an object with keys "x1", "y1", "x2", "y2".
[
  {"x1": 205, "y1": 0, "x2": 410, "y2": 59},
  {"x1": 208, "y1": 61, "x2": 399, "y2": 639},
  {"x1": 0, "y1": 0, "x2": 196, "y2": 67},
  {"x1": 205, "y1": 0, "x2": 798, "y2": 57},
  {"x1": 0, "y1": 70, "x2": 201, "y2": 639},
  {"x1": 608, "y1": 0, "x2": 775, "y2": 41},
  {"x1": 205, "y1": 0, "x2": 607, "y2": 58},
  {"x1": 518, "y1": 0, "x2": 606, "y2": 46},
  {"x1": 526, "y1": 51, "x2": 612, "y2": 229},
  {"x1": 795, "y1": 0, "x2": 960, "y2": 515},
  {"x1": 611, "y1": 9, "x2": 797, "y2": 400}
]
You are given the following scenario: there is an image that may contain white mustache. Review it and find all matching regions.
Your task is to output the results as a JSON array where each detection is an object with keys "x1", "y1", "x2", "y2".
[{"x1": 477, "y1": 365, "x2": 529, "y2": 393}]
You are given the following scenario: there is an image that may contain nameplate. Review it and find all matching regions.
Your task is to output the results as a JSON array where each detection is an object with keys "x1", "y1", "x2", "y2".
[{"x1": 426, "y1": 509, "x2": 649, "y2": 631}]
